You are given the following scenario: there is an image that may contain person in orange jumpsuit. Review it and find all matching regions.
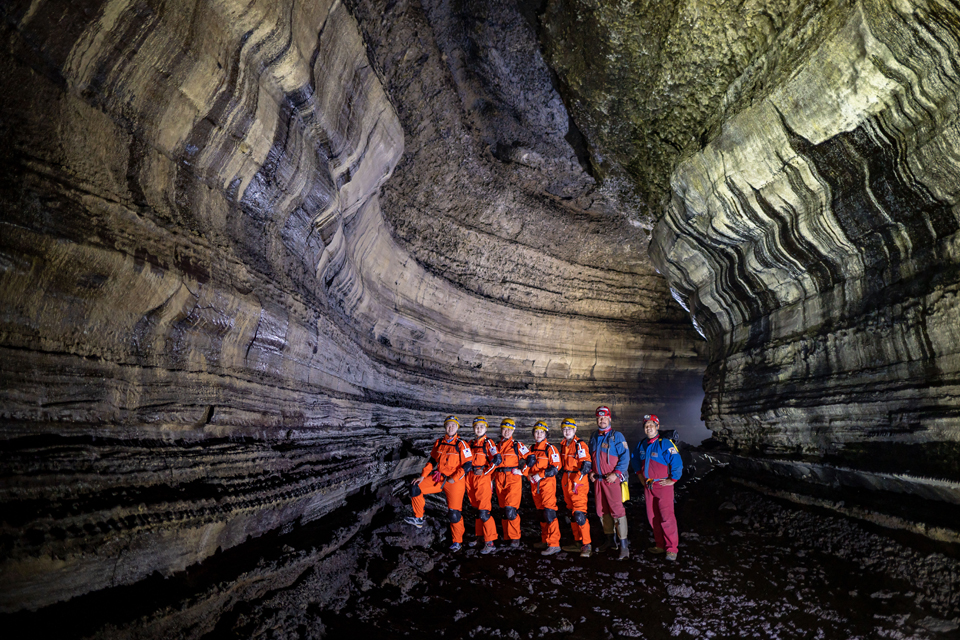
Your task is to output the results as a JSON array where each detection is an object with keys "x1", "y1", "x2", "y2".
[
  {"x1": 494, "y1": 418, "x2": 530, "y2": 549},
  {"x1": 466, "y1": 416, "x2": 501, "y2": 554},
  {"x1": 558, "y1": 418, "x2": 593, "y2": 557},
  {"x1": 528, "y1": 420, "x2": 562, "y2": 555},
  {"x1": 404, "y1": 415, "x2": 474, "y2": 551}
]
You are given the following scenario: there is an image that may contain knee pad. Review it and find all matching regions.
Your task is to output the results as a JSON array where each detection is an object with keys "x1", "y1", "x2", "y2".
[
  {"x1": 503, "y1": 506, "x2": 518, "y2": 521},
  {"x1": 479, "y1": 509, "x2": 491, "y2": 522},
  {"x1": 543, "y1": 508, "x2": 557, "y2": 523},
  {"x1": 409, "y1": 482, "x2": 421, "y2": 497},
  {"x1": 573, "y1": 510, "x2": 587, "y2": 526},
  {"x1": 447, "y1": 509, "x2": 462, "y2": 524}
]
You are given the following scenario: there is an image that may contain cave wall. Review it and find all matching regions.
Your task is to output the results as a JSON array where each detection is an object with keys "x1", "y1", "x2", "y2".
[
  {"x1": 645, "y1": 0, "x2": 960, "y2": 462},
  {"x1": 0, "y1": 0, "x2": 704, "y2": 611}
]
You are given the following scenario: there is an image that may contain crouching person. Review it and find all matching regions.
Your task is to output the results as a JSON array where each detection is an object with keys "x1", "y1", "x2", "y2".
[
  {"x1": 405, "y1": 415, "x2": 474, "y2": 551},
  {"x1": 527, "y1": 421, "x2": 561, "y2": 556}
]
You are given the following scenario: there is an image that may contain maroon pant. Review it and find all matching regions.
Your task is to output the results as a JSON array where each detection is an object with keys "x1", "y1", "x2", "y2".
[
  {"x1": 644, "y1": 482, "x2": 678, "y2": 553},
  {"x1": 594, "y1": 478, "x2": 626, "y2": 519}
]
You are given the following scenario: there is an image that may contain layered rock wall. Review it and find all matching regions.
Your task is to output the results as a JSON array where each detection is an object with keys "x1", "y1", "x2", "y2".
[
  {"x1": 649, "y1": 0, "x2": 960, "y2": 464},
  {"x1": 0, "y1": 0, "x2": 704, "y2": 611}
]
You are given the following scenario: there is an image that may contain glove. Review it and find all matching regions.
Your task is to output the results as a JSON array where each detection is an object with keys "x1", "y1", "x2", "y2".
[
  {"x1": 531, "y1": 473, "x2": 542, "y2": 483},
  {"x1": 511, "y1": 468, "x2": 522, "y2": 476},
  {"x1": 430, "y1": 469, "x2": 444, "y2": 484}
]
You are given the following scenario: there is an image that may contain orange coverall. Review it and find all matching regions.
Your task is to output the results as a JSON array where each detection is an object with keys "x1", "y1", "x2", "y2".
[
  {"x1": 410, "y1": 436, "x2": 474, "y2": 543},
  {"x1": 467, "y1": 435, "x2": 500, "y2": 542},
  {"x1": 559, "y1": 436, "x2": 592, "y2": 546},
  {"x1": 494, "y1": 436, "x2": 530, "y2": 541},
  {"x1": 528, "y1": 440, "x2": 561, "y2": 547}
]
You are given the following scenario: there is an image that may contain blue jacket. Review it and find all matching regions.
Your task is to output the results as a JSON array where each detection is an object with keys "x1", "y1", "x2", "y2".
[
  {"x1": 630, "y1": 436, "x2": 682, "y2": 482},
  {"x1": 588, "y1": 430, "x2": 630, "y2": 480}
]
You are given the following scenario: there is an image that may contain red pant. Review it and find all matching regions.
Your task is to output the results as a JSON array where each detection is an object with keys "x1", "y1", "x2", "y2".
[
  {"x1": 562, "y1": 473, "x2": 591, "y2": 545},
  {"x1": 594, "y1": 477, "x2": 626, "y2": 518},
  {"x1": 531, "y1": 476, "x2": 559, "y2": 547},
  {"x1": 644, "y1": 482, "x2": 678, "y2": 553},
  {"x1": 466, "y1": 472, "x2": 498, "y2": 542},
  {"x1": 494, "y1": 471, "x2": 523, "y2": 540},
  {"x1": 411, "y1": 475, "x2": 466, "y2": 542}
]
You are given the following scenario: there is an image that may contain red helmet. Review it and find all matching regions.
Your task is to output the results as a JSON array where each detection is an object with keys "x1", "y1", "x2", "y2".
[
  {"x1": 595, "y1": 406, "x2": 611, "y2": 417},
  {"x1": 644, "y1": 414, "x2": 660, "y2": 427}
]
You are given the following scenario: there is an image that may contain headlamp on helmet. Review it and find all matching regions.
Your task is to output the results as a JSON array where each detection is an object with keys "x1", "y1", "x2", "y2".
[
  {"x1": 595, "y1": 406, "x2": 611, "y2": 417},
  {"x1": 532, "y1": 420, "x2": 549, "y2": 433},
  {"x1": 643, "y1": 414, "x2": 660, "y2": 427},
  {"x1": 444, "y1": 415, "x2": 461, "y2": 427},
  {"x1": 561, "y1": 418, "x2": 577, "y2": 430},
  {"x1": 500, "y1": 418, "x2": 516, "y2": 429},
  {"x1": 473, "y1": 416, "x2": 488, "y2": 427}
]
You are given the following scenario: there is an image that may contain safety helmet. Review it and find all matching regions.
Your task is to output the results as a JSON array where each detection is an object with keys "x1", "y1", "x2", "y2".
[
  {"x1": 561, "y1": 418, "x2": 577, "y2": 430},
  {"x1": 532, "y1": 420, "x2": 549, "y2": 433},
  {"x1": 500, "y1": 418, "x2": 516, "y2": 430},
  {"x1": 643, "y1": 414, "x2": 660, "y2": 427},
  {"x1": 473, "y1": 416, "x2": 488, "y2": 427},
  {"x1": 444, "y1": 415, "x2": 461, "y2": 427},
  {"x1": 595, "y1": 406, "x2": 611, "y2": 417}
]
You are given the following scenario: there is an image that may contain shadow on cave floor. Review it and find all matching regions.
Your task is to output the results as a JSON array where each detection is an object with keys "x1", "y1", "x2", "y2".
[
  {"x1": 214, "y1": 468, "x2": 959, "y2": 640},
  {"x1": 5, "y1": 464, "x2": 958, "y2": 639}
]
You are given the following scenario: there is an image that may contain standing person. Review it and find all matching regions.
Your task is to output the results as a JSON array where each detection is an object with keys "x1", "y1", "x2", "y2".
[
  {"x1": 588, "y1": 405, "x2": 631, "y2": 559},
  {"x1": 527, "y1": 421, "x2": 562, "y2": 556},
  {"x1": 558, "y1": 418, "x2": 592, "y2": 557},
  {"x1": 630, "y1": 414, "x2": 682, "y2": 561},
  {"x1": 404, "y1": 415, "x2": 474, "y2": 552},
  {"x1": 494, "y1": 418, "x2": 530, "y2": 549},
  {"x1": 466, "y1": 416, "x2": 501, "y2": 555}
]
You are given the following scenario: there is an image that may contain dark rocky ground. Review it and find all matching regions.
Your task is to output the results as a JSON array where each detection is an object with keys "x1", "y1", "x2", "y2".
[
  {"x1": 219, "y1": 469, "x2": 960, "y2": 639},
  {"x1": 4, "y1": 462, "x2": 958, "y2": 639}
]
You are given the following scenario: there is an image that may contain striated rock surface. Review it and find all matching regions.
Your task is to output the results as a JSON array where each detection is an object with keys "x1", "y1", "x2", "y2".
[
  {"x1": 0, "y1": 0, "x2": 703, "y2": 612},
  {"x1": 646, "y1": 0, "x2": 960, "y2": 464}
]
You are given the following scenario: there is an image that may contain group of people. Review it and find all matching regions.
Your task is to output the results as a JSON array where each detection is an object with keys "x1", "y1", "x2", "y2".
[{"x1": 403, "y1": 406, "x2": 683, "y2": 561}]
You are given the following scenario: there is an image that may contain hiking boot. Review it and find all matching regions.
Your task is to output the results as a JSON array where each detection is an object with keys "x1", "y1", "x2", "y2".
[
  {"x1": 561, "y1": 543, "x2": 582, "y2": 553},
  {"x1": 404, "y1": 516, "x2": 425, "y2": 528},
  {"x1": 480, "y1": 542, "x2": 497, "y2": 555},
  {"x1": 580, "y1": 544, "x2": 592, "y2": 558},
  {"x1": 541, "y1": 546, "x2": 562, "y2": 556},
  {"x1": 532, "y1": 541, "x2": 548, "y2": 550},
  {"x1": 665, "y1": 551, "x2": 678, "y2": 561},
  {"x1": 618, "y1": 540, "x2": 630, "y2": 560},
  {"x1": 508, "y1": 539, "x2": 521, "y2": 549},
  {"x1": 647, "y1": 546, "x2": 665, "y2": 554},
  {"x1": 466, "y1": 538, "x2": 480, "y2": 548},
  {"x1": 597, "y1": 534, "x2": 616, "y2": 552},
  {"x1": 449, "y1": 542, "x2": 462, "y2": 552}
]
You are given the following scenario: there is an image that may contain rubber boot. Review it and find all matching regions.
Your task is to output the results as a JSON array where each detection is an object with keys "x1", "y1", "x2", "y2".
[
  {"x1": 614, "y1": 516, "x2": 629, "y2": 558},
  {"x1": 597, "y1": 515, "x2": 615, "y2": 551},
  {"x1": 597, "y1": 533, "x2": 616, "y2": 552}
]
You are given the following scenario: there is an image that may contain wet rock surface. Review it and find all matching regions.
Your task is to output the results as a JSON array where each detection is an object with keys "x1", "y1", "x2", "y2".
[{"x1": 22, "y1": 466, "x2": 950, "y2": 639}]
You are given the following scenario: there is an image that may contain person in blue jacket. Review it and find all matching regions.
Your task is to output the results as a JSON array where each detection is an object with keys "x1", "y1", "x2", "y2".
[
  {"x1": 630, "y1": 414, "x2": 683, "y2": 561},
  {"x1": 588, "y1": 406, "x2": 631, "y2": 559}
]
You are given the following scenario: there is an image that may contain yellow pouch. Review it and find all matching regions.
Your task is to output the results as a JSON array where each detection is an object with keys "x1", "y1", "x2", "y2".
[{"x1": 621, "y1": 480, "x2": 630, "y2": 502}]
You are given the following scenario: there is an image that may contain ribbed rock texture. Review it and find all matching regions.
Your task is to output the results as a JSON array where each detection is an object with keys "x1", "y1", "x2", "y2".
[
  {"x1": 0, "y1": 0, "x2": 703, "y2": 611},
  {"x1": 536, "y1": 0, "x2": 960, "y2": 468},
  {"x1": 644, "y1": 0, "x2": 960, "y2": 462}
]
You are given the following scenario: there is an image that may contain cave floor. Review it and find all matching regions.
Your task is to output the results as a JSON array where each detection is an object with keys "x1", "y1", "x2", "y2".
[{"x1": 226, "y1": 470, "x2": 960, "y2": 640}]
